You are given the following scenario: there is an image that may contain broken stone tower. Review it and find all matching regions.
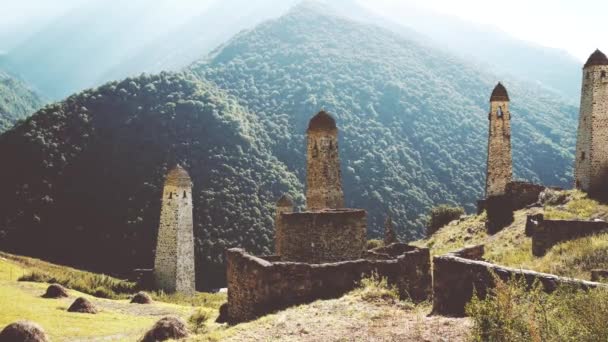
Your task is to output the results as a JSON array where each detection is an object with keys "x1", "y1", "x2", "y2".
[
  {"x1": 306, "y1": 111, "x2": 345, "y2": 210},
  {"x1": 274, "y1": 111, "x2": 366, "y2": 263},
  {"x1": 574, "y1": 49, "x2": 608, "y2": 196},
  {"x1": 485, "y1": 82, "x2": 513, "y2": 197},
  {"x1": 153, "y1": 165, "x2": 195, "y2": 294}
]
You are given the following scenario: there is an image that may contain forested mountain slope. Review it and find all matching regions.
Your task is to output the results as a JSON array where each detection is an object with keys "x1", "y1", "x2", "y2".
[
  {"x1": 191, "y1": 3, "x2": 578, "y2": 238},
  {"x1": 0, "y1": 70, "x2": 44, "y2": 132},
  {"x1": 0, "y1": 73, "x2": 301, "y2": 288}
]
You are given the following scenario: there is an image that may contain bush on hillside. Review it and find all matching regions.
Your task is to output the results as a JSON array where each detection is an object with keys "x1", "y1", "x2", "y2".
[{"x1": 426, "y1": 205, "x2": 465, "y2": 237}]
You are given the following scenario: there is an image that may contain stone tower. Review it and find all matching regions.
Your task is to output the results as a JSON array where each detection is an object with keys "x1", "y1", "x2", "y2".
[
  {"x1": 306, "y1": 111, "x2": 345, "y2": 210},
  {"x1": 154, "y1": 165, "x2": 195, "y2": 294},
  {"x1": 574, "y1": 49, "x2": 608, "y2": 196},
  {"x1": 274, "y1": 194, "x2": 294, "y2": 256},
  {"x1": 485, "y1": 82, "x2": 513, "y2": 197}
]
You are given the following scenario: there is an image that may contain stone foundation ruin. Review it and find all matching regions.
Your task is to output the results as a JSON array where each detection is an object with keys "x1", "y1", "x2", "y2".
[
  {"x1": 226, "y1": 243, "x2": 431, "y2": 323},
  {"x1": 527, "y1": 214, "x2": 608, "y2": 256},
  {"x1": 432, "y1": 245, "x2": 606, "y2": 316}
]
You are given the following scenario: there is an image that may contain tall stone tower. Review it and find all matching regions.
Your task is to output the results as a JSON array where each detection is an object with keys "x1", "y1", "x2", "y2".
[
  {"x1": 306, "y1": 111, "x2": 345, "y2": 210},
  {"x1": 574, "y1": 49, "x2": 608, "y2": 196},
  {"x1": 154, "y1": 165, "x2": 195, "y2": 294},
  {"x1": 274, "y1": 194, "x2": 293, "y2": 256},
  {"x1": 485, "y1": 82, "x2": 513, "y2": 197}
]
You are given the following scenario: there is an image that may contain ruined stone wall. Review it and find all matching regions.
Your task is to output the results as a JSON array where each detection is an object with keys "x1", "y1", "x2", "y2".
[
  {"x1": 432, "y1": 246, "x2": 605, "y2": 316},
  {"x1": 485, "y1": 100, "x2": 512, "y2": 197},
  {"x1": 505, "y1": 181, "x2": 546, "y2": 210},
  {"x1": 153, "y1": 167, "x2": 195, "y2": 294},
  {"x1": 226, "y1": 245, "x2": 431, "y2": 323},
  {"x1": 484, "y1": 195, "x2": 514, "y2": 234},
  {"x1": 274, "y1": 196, "x2": 293, "y2": 257},
  {"x1": 277, "y1": 209, "x2": 366, "y2": 263},
  {"x1": 306, "y1": 121, "x2": 344, "y2": 210},
  {"x1": 528, "y1": 214, "x2": 608, "y2": 256},
  {"x1": 575, "y1": 63, "x2": 608, "y2": 195}
]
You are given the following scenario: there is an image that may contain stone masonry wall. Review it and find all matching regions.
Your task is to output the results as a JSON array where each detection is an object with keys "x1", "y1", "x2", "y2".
[
  {"x1": 153, "y1": 167, "x2": 195, "y2": 294},
  {"x1": 575, "y1": 63, "x2": 608, "y2": 195},
  {"x1": 226, "y1": 244, "x2": 431, "y2": 323},
  {"x1": 278, "y1": 209, "x2": 366, "y2": 263},
  {"x1": 528, "y1": 214, "x2": 608, "y2": 256},
  {"x1": 485, "y1": 100, "x2": 512, "y2": 197},
  {"x1": 432, "y1": 245, "x2": 605, "y2": 316},
  {"x1": 306, "y1": 117, "x2": 344, "y2": 210}
]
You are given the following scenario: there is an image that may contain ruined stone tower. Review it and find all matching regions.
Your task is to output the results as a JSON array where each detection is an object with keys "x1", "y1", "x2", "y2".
[
  {"x1": 574, "y1": 49, "x2": 608, "y2": 196},
  {"x1": 384, "y1": 215, "x2": 397, "y2": 245},
  {"x1": 485, "y1": 82, "x2": 513, "y2": 197},
  {"x1": 306, "y1": 111, "x2": 345, "y2": 210},
  {"x1": 154, "y1": 165, "x2": 195, "y2": 294},
  {"x1": 274, "y1": 194, "x2": 293, "y2": 256}
]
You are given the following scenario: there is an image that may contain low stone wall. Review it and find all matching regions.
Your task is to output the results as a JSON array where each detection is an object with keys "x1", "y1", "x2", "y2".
[
  {"x1": 485, "y1": 195, "x2": 514, "y2": 233},
  {"x1": 506, "y1": 181, "x2": 547, "y2": 210},
  {"x1": 432, "y1": 245, "x2": 605, "y2": 316},
  {"x1": 226, "y1": 243, "x2": 431, "y2": 324},
  {"x1": 277, "y1": 209, "x2": 367, "y2": 263},
  {"x1": 528, "y1": 214, "x2": 608, "y2": 256}
]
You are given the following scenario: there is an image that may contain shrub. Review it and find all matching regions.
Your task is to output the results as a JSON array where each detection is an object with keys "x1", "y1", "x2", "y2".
[
  {"x1": 366, "y1": 239, "x2": 384, "y2": 250},
  {"x1": 426, "y1": 205, "x2": 465, "y2": 237},
  {"x1": 188, "y1": 309, "x2": 212, "y2": 334},
  {"x1": 466, "y1": 276, "x2": 608, "y2": 342},
  {"x1": 351, "y1": 272, "x2": 400, "y2": 304}
]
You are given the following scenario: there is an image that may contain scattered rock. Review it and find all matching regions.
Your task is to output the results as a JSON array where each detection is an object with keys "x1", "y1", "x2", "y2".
[
  {"x1": 216, "y1": 303, "x2": 229, "y2": 323},
  {"x1": 67, "y1": 297, "x2": 98, "y2": 314},
  {"x1": 131, "y1": 291, "x2": 153, "y2": 304},
  {"x1": 0, "y1": 320, "x2": 49, "y2": 342},
  {"x1": 140, "y1": 316, "x2": 189, "y2": 342},
  {"x1": 42, "y1": 284, "x2": 69, "y2": 298}
]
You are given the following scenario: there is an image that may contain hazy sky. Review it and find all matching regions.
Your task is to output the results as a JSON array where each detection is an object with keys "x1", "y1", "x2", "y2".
[{"x1": 1, "y1": 0, "x2": 605, "y2": 61}]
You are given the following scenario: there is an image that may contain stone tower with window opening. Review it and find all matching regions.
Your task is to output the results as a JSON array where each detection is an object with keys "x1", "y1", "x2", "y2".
[
  {"x1": 485, "y1": 82, "x2": 513, "y2": 197},
  {"x1": 574, "y1": 49, "x2": 608, "y2": 196},
  {"x1": 153, "y1": 165, "x2": 195, "y2": 294},
  {"x1": 306, "y1": 111, "x2": 345, "y2": 210}
]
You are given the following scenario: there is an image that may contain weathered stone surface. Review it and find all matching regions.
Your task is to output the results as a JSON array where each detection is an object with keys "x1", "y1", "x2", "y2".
[
  {"x1": 484, "y1": 195, "x2": 514, "y2": 233},
  {"x1": 226, "y1": 244, "x2": 431, "y2": 324},
  {"x1": 505, "y1": 181, "x2": 546, "y2": 210},
  {"x1": 432, "y1": 247, "x2": 606, "y2": 317},
  {"x1": 274, "y1": 194, "x2": 294, "y2": 257},
  {"x1": 575, "y1": 49, "x2": 608, "y2": 197},
  {"x1": 529, "y1": 214, "x2": 608, "y2": 256},
  {"x1": 153, "y1": 165, "x2": 195, "y2": 294},
  {"x1": 525, "y1": 213, "x2": 544, "y2": 237},
  {"x1": 306, "y1": 111, "x2": 344, "y2": 210},
  {"x1": 485, "y1": 83, "x2": 512, "y2": 197},
  {"x1": 277, "y1": 209, "x2": 367, "y2": 263},
  {"x1": 0, "y1": 321, "x2": 49, "y2": 342}
]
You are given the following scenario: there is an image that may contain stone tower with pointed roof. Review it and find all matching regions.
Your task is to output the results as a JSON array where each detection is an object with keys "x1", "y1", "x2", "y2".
[
  {"x1": 306, "y1": 111, "x2": 345, "y2": 210},
  {"x1": 485, "y1": 82, "x2": 513, "y2": 197},
  {"x1": 154, "y1": 165, "x2": 195, "y2": 294},
  {"x1": 574, "y1": 49, "x2": 608, "y2": 196}
]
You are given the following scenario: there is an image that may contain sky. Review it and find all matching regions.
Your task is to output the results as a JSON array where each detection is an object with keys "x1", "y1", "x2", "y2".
[{"x1": 0, "y1": 0, "x2": 605, "y2": 61}]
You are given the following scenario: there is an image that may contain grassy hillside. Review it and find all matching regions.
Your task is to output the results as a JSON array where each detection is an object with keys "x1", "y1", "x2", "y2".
[
  {"x1": 416, "y1": 190, "x2": 608, "y2": 280},
  {"x1": 0, "y1": 70, "x2": 44, "y2": 132},
  {"x1": 192, "y1": 3, "x2": 578, "y2": 239},
  {"x1": 0, "y1": 72, "x2": 301, "y2": 288}
]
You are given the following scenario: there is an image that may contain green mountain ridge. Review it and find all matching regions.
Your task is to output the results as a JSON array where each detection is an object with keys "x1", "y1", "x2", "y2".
[
  {"x1": 191, "y1": 3, "x2": 578, "y2": 238},
  {"x1": 0, "y1": 70, "x2": 44, "y2": 133},
  {"x1": 0, "y1": 72, "x2": 301, "y2": 288}
]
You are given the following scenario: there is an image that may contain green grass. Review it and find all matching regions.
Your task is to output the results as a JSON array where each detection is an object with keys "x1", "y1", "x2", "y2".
[
  {"x1": 466, "y1": 276, "x2": 608, "y2": 342},
  {"x1": 0, "y1": 252, "x2": 136, "y2": 299}
]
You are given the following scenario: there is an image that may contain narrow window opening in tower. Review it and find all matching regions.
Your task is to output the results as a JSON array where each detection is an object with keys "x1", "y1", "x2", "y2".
[
  {"x1": 183, "y1": 191, "x2": 187, "y2": 199},
  {"x1": 602, "y1": 71, "x2": 607, "y2": 78},
  {"x1": 312, "y1": 142, "x2": 319, "y2": 158},
  {"x1": 581, "y1": 152, "x2": 586, "y2": 161},
  {"x1": 169, "y1": 192, "x2": 173, "y2": 199},
  {"x1": 497, "y1": 106, "x2": 503, "y2": 118},
  {"x1": 586, "y1": 72, "x2": 590, "y2": 80}
]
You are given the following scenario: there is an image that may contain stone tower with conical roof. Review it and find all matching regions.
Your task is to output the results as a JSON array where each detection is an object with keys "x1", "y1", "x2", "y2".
[
  {"x1": 154, "y1": 165, "x2": 195, "y2": 294},
  {"x1": 306, "y1": 111, "x2": 345, "y2": 210},
  {"x1": 574, "y1": 49, "x2": 608, "y2": 195},
  {"x1": 485, "y1": 82, "x2": 513, "y2": 197}
]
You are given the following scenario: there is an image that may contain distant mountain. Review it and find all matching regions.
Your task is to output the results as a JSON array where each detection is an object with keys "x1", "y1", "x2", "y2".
[
  {"x1": 0, "y1": 72, "x2": 301, "y2": 288},
  {"x1": 0, "y1": 0, "x2": 298, "y2": 100},
  {"x1": 191, "y1": 3, "x2": 578, "y2": 238},
  {"x1": 0, "y1": 69, "x2": 44, "y2": 132},
  {"x1": 354, "y1": 1, "x2": 583, "y2": 102}
]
